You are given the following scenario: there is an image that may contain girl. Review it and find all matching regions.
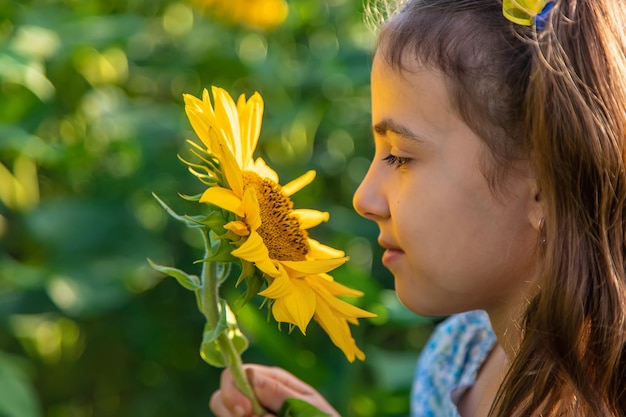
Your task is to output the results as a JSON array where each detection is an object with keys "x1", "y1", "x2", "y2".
[{"x1": 210, "y1": 0, "x2": 626, "y2": 416}]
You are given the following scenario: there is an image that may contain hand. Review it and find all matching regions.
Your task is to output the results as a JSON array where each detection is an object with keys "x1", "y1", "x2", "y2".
[{"x1": 210, "y1": 364, "x2": 340, "y2": 417}]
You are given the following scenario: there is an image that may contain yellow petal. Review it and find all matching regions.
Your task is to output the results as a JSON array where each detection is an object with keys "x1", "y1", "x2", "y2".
[
  {"x1": 270, "y1": 297, "x2": 297, "y2": 326},
  {"x1": 184, "y1": 90, "x2": 218, "y2": 150},
  {"x1": 292, "y1": 209, "x2": 329, "y2": 230},
  {"x1": 184, "y1": 105, "x2": 211, "y2": 148},
  {"x1": 307, "y1": 239, "x2": 345, "y2": 259},
  {"x1": 237, "y1": 92, "x2": 263, "y2": 170},
  {"x1": 252, "y1": 157, "x2": 279, "y2": 182},
  {"x1": 282, "y1": 170, "x2": 315, "y2": 196},
  {"x1": 241, "y1": 186, "x2": 262, "y2": 230},
  {"x1": 209, "y1": 129, "x2": 243, "y2": 196},
  {"x1": 312, "y1": 296, "x2": 365, "y2": 362},
  {"x1": 258, "y1": 269, "x2": 293, "y2": 298},
  {"x1": 347, "y1": 317, "x2": 359, "y2": 325},
  {"x1": 184, "y1": 90, "x2": 208, "y2": 115},
  {"x1": 224, "y1": 221, "x2": 250, "y2": 236},
  {"x1": 281, "y1": 257, "x2": 348, "y2": 277},
  {"x1": 211, "y1": 86, "x2": 242, "y2": 161},
  {"x1": 183, "y1": 92, "x2": 203, "y2": 111},
  {"x1": 202, "y1": 87, "x2": 212, "y2": 105},
  {"x1": 270, "y1": 279, "x2": 316, "y2": 334},
  {"x1": 231, "y1": 231, "x2": 280, "y2": 277},
  {"x1": 308, "y1": 276, "x2": 376, "y2": 318},
  {"x1": 326, "y1": 299, "x2": 377, "y2": 319},
  {"x1": 200, "y1": 187, "x2": 244, "y2": 216},
  {"x1": 308, "y1": 273, "x2": 364, "y2": 297}
]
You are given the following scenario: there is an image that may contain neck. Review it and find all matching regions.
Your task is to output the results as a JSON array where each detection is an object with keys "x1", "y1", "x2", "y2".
[
  {"x1": 486, "y1": 266, "x2": 540, "y2": 361},
  {"x1": 486, "y1": 301, "x2": 525, "y2": 362}
]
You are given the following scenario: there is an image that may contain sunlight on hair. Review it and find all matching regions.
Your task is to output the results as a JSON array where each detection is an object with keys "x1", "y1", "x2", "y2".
[{"x1": 363, "y1": 0, "x2": 406, "y2": 32}]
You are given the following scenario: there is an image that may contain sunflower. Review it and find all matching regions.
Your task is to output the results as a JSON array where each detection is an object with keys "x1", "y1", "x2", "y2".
[{"x1": 183, "y1": 87, "x2": 376, "y2": 361}]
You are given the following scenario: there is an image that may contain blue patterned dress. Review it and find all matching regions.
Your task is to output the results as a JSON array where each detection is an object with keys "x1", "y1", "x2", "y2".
[{"x1": 410, "y1": 310, "x2": 496, "y2": 417}]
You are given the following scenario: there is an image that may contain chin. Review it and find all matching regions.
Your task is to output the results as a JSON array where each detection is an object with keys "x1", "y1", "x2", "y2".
[
  {"x1": 395, "y1": 287, "x2": 458, "y2": 318},
  {"x1": 395, "y1": 292, "x2": 433, "y2": 317}
]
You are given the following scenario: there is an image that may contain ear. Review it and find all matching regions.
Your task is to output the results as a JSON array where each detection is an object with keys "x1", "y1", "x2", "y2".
[{"x1": 527, "y1": 178, "x2": 544, "y2": 232}]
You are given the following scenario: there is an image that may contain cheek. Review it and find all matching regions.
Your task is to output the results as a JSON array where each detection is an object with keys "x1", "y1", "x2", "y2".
[
  {"x1": 391, "y1": 175, "x2": 527, "y2": 273},
  {"x1": 391, "y1": 175, "x2": 480, "y2": 241}
]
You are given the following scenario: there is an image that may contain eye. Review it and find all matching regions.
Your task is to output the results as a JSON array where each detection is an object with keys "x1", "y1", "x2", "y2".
[{"x1": 383, "y1": 154, "x2": 410, "y2": 168}]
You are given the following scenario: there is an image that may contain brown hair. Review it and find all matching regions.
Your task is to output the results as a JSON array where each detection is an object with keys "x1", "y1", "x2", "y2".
[{"x1": 374, "y1": 0, "x2": 626, "y2": 415}]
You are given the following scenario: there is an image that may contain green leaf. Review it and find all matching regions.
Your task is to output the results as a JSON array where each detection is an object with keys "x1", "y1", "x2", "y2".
[
  {"x1": 199, "y1": 316, "x2": 228, "y2": 367},
  {"x1": 147, "y1": 259, "x2": 201, "y2": 291},
  {"x1": 200, "y1": 300, "x2": 249, "y2": 367},
  {"x1": 278, "y1": 398, "x2": 331, "y2": 417},
  {"x1": 229, "y1": 328, "x2": 249, "y2": 357}
]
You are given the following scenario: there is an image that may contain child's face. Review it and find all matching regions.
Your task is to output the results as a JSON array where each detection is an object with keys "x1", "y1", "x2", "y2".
[{"x1": 353, "y1": 53, "x2": 540, "y2": 317}]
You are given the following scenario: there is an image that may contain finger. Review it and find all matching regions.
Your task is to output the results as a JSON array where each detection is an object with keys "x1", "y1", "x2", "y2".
[
  {"x1": 210, "y1": 390, "x2": 241, "y2": 417},
  {"x1": 247, "y1": 368, "x2": 302, "y2": 412},
  {"x1": 217, "y1": 369, "x2": 254, "y2": 415},
  {"x1": 253, "y1": 366, "x2": 317, "y2": 396},
  {"x1": 245, "y1": 366, "x2": 338, "y2": 416}
]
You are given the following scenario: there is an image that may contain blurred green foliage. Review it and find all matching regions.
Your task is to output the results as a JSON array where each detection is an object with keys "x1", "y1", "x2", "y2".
[{"x1": 0, "y1": 0, "x2": 438, "y2": 416}]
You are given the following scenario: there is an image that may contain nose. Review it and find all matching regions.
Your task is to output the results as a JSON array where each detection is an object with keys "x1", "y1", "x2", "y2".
[{"x1": 353, "y1": 162, "x2": 389, "y2": 221}]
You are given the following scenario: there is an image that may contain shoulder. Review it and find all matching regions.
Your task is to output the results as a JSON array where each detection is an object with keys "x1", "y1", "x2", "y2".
[
  {"x1": 423, "y1": 310, "x2": 495, "y2": 359},
  {"x1": 411, "y1": 310, "x2": 496, "y2": 417}
]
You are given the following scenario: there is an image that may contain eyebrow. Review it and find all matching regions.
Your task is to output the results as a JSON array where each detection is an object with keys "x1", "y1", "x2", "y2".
[{"x1": 372, "y1": 118, "x2": 429, "y2": 143}]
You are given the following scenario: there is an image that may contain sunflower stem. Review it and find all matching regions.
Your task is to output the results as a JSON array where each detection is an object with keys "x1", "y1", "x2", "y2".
[{"x1": 200, "y1": 230, "x2": 265, "y2": 416}]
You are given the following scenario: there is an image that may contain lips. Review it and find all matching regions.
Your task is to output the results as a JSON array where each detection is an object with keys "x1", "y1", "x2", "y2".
[{"x1": 378, "y1": 237, "x2": 404, "y2": 266}]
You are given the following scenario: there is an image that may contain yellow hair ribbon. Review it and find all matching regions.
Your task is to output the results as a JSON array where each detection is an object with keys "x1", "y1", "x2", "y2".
[{"x1": 502, "y1": 0, "x2": 550, "y2": 26}]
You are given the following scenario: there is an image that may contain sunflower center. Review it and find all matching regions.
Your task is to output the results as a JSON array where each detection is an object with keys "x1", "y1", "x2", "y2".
[{"x1": 242, "y1": 171, "x2": 310, "y2": 261}]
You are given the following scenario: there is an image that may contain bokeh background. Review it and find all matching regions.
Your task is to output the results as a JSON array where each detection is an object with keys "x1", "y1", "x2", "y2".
[{"x1": 0, "y1": 0, "x2": 438, "y2": 416}]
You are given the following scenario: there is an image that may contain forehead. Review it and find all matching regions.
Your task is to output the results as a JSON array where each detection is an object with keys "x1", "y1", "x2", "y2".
[{"x1": 371, "y1": 52, "x2": 455, "y2": 117}]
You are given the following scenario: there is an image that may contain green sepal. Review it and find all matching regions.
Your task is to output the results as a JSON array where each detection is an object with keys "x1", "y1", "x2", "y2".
[
  {"x1": 235, "y1": 260, "x2": 256, "y2": 287},
  {"x1": 188, "y1": 168, "x2": 219, "y2": 186},
  {"x1": 180, "y1": 156, "x2": 216, "y2": 174},
  {"x1": 178, "y1": 193, "x2": 204, "y2": 202},
  {"x1": 277, "y1": 398, "x2": 331, "y2": 417},
  {"x1": 184, "y1": 145, "x2": 221, "y2": 173},
  {"x1": 187, "y1": 211, "x2": 229, "y2": 234},
  {"x1": 202, "y1": 239, "x2": 236, "y2": 263},
  {"x1": 189, "y1": 211, "x2": 231, "y2": 235},
  {"x1": 152, "y1": 193, "x2": 231, "y2": 234},
  {"x1": 152, "y1": 193, "x2": 205, "y2": 229},
  {"x1": 233, "y1": 264, "x2": 264, "y2": 312},
  {"x1": 147, "y1": 259, "x2": 201, "y2": 291},
  {"x1": 178, "y1": 151, "x2": 220, "y2": 178},
  {"x1": 200, "y1": 300, "x2": 249, "y2": 367}
]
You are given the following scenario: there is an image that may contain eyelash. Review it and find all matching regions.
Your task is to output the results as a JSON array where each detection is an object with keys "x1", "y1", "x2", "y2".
[{"x1": 383, "y1": 154, "x2": 410, "y2": 168}]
